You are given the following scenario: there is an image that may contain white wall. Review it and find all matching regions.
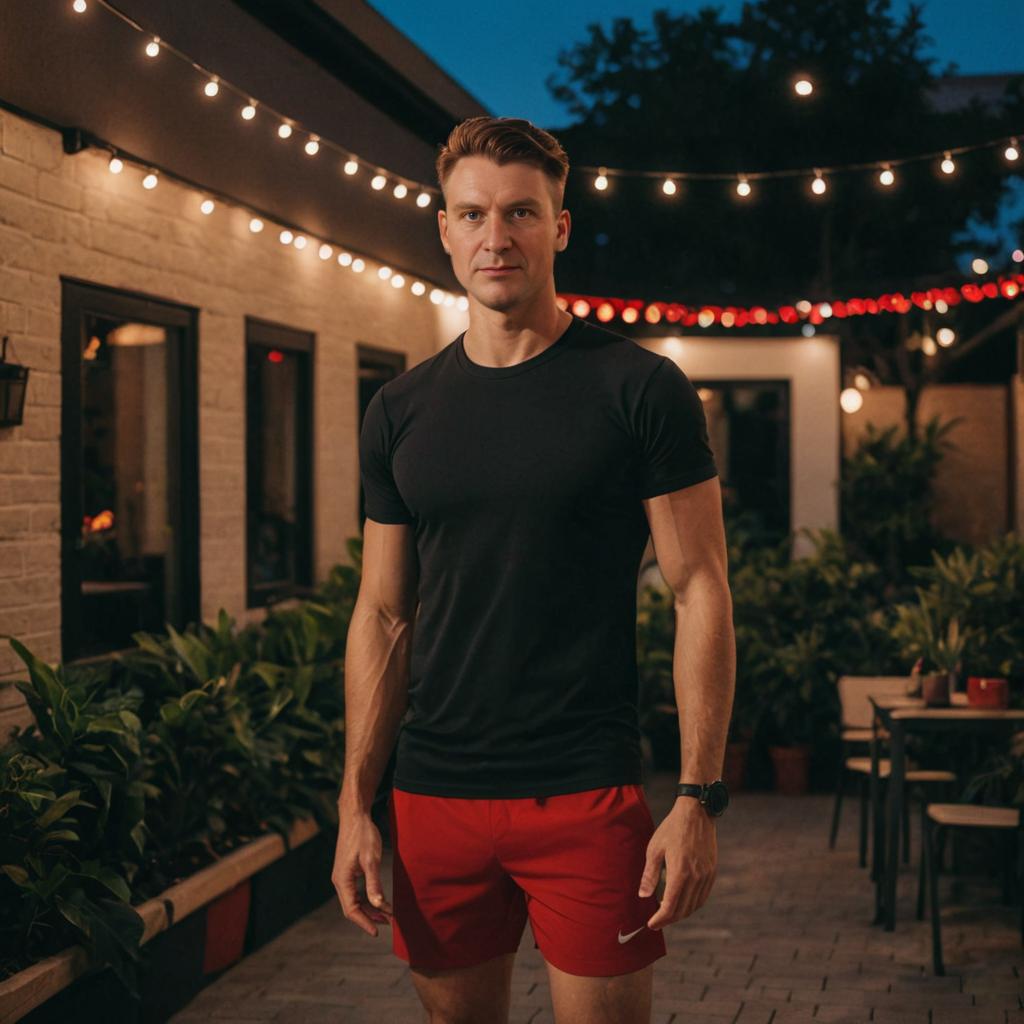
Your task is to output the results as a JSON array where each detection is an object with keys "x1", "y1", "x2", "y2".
[{"x1": 640, "y1": 334, "x2": 841, "y2": 557}]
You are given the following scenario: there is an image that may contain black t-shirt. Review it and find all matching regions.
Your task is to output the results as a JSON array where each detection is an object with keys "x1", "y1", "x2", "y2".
[{"x1": 358, "y1": 313, "x2": 718, "y2": 798}]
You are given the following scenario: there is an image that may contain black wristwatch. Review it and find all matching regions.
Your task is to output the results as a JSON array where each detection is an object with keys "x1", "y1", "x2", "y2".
[{"x1": 676, "y1": 779, "x2": 729, "y2": 817}]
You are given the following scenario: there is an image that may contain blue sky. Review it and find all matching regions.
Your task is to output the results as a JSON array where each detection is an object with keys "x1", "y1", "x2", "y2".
[{"x1": 369, "y1": 0, "x2": 1023, "y2": 127}]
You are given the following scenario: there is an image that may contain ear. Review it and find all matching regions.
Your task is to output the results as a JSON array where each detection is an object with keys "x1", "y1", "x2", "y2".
[
  {"x1": 555, "y1": 208, "x2": 571, "y2": 252},
  {"x1": 438, "y1": 208, "x2": 450, "y2": 254}
]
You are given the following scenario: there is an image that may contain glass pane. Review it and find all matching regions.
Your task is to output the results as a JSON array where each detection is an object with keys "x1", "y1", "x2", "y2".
[
  {"x1": 697, "y1": 382, "x2": 790, "y2": 542},
  {"x1": 248, "y1": 346, "x2": 299, "y2": 593},
  {"x1": 79, "y1": 316, "x2": 169, "y2": 655}
]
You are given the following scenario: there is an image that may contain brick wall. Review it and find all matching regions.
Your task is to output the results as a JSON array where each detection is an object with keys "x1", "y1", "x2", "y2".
[{"x1": 0, "y1": 107, "x2": 465, "y2": 738}]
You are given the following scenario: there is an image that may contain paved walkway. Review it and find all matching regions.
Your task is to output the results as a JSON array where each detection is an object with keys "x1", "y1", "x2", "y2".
[{"x1": 169, "y1": 772, "x2": 1024, "y2": 1023}]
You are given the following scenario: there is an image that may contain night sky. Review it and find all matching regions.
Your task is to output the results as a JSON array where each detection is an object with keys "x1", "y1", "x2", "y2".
[{"x1": 368, "y1": 0, "x2": 1023, "y2": 128}]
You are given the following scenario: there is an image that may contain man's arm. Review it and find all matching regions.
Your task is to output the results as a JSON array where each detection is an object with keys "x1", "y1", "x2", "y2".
[
  {"x1": 637, "y1": 475, "x2": 735, "y2": 928},
  {"x1": 333, "y1": 517, "x2": 418, "y2": 937}
]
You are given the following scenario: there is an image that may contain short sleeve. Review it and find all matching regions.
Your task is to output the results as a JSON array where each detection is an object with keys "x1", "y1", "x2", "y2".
[
  {"x1": 359, "y1": 388, "x2": 415, "y2": 524},
  {"x1": 634, "y1": 357, "x2": 718, "y2": 498}
]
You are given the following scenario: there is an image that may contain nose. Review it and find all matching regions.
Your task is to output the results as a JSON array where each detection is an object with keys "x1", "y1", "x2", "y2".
[{"x1": 483, "y1": 214, "x2": 511, "y2": 253}]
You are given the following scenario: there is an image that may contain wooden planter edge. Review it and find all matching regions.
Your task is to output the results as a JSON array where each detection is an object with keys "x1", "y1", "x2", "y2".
[{"x1": 0, "y1": 816, "x2": 322, "y2": 1024}]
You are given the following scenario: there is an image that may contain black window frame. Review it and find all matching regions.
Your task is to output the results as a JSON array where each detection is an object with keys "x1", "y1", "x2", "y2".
[
  {"x1": 59, "y1": 277, "x2": 200, "y2": 665},
  {"x1": 245, "y1": 316, "x2": 315, "y2": 609}
]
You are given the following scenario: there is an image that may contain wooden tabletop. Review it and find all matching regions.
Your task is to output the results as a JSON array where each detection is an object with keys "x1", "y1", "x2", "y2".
[{"x1": 869, "y1": 692, "x2": 1024, "y2": 720}]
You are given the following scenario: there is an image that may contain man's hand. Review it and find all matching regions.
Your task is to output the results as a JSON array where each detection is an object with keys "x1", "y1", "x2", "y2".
[
  {"x1": 638, "y1": 798, "x2": 717, "y2": 929},
  {"x1": 332, "y1": 808, "x2": 394, "y2": 937}
]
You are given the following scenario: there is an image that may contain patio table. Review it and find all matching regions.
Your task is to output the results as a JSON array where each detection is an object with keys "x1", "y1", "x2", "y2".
[{"x1": 868, "y1": 692, "x2": 1024, "y2": 931}]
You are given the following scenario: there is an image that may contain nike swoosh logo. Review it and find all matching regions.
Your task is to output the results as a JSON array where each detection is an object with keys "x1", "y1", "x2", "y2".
[{"x1": 617, "y1": 925, "x2": 645, "y2": 944}]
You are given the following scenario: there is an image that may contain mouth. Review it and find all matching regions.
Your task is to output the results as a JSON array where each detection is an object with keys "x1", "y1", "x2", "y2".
[{"x1": 479, "y1": 266, "x2": 519, "y2": 276}]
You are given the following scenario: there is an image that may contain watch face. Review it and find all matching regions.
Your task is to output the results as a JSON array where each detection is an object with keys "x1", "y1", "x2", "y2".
[{"x1": 706, "y1": 780, "x2": 729, "y2": 816}]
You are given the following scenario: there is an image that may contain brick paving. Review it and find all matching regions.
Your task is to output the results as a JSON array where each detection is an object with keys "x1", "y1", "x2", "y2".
[{"x1": 169, "y1": 772, "x2": 1024, "y2": 1022}]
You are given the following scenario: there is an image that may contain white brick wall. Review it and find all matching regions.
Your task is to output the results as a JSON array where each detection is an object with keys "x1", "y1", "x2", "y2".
[{"x1": 0, "y1": 107, "x2": 466, "y2": 738}]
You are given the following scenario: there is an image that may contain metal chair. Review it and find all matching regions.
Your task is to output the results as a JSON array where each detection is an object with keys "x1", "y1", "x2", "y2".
[{"x1": 920, "y1": 802, "x2": 1024, "y2": 975}]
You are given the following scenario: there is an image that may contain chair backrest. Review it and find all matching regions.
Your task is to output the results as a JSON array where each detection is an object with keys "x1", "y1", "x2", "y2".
[{"x1": 837, "y1": 675, "x2": 911, "y2": 728}]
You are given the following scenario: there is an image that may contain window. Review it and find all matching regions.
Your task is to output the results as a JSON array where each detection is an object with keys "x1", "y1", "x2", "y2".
[
  {"x1": 60, "y1": 279, "x2": 199, "y2": 662},
  {"x1": 245, "y1": 318, "x2": 314, "y2": 608},
  {"x1": 696, "y1": 379, "x2": 791, "y2": 543}
]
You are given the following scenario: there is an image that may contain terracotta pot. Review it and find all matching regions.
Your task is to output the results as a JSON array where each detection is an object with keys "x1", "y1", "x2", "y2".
[
  {"x1": 967, "y1": 676, "x2": 1009, "y2": 709},
  {"x1": 723, "y1": 739, "x2": 749, "y2": 793},
  {"x1": 768, "y1": 743, "x2": 811, "y2": 795},
  {"x1": 203, "y1": 878, "x2": 251, "y2": 975},
  {"x1": 921, "y1": 671, "x2": 952, "y2": 707}
]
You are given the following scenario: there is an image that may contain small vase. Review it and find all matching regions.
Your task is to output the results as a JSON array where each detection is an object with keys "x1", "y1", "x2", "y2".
[
  {"x1": 921, "y1": 671, "x2": 951, "y2": 707},
  {"x1": 966, "y1": 676, "x2": 1009, "y2": 709}
]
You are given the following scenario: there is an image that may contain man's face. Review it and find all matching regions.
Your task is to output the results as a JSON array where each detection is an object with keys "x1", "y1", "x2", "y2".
[{"x1": 438, "y1": 156, "x2": 570, "y2": 314}]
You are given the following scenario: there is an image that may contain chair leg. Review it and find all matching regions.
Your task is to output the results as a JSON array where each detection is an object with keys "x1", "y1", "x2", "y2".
[
  {"x1": 829, "y1": 761, "x2": 846, "y2": 850},
  {"x1": 925, "y1": 817, "x2": 945, "y2": 975},
  {"x1": 902, "y1": 787, "x2": 911, "y2": 865},
  {"x1": 916, "y1": 799, "x2": 927, "y2": 920},
  {"x1": 858, "y1": 773, "x2": 869, "y2": 868}
]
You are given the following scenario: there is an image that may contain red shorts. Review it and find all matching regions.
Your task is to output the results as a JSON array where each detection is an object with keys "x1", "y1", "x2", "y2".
[{"x1": 387, "y1": 783, "x2": 667, "y2": 977}]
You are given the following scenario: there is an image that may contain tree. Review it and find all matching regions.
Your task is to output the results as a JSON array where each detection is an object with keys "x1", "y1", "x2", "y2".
[{"x1": 545, "y1": 0, "x2": 1024, "y2": 433}]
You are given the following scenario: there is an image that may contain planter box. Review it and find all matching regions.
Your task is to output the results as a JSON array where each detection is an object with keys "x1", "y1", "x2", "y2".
[{"x1": 1, "y1": 817, "x2": 321, "y2": 1024}]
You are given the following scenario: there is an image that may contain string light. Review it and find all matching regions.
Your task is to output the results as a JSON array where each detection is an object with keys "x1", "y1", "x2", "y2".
[
  {"x1": 972, "y1": 257, "x2": 989, "y2": 274},
  {"x1": 338, "y1": 252, "x2": 353, "y2": 266},
  {"x1": 203, "y1": 77, "x2": 220, "y2": 98},
  {"x1": 304, "y1": 136, "x2": 320, "y2": 156},
  {"x1": 443, "y1": 294, "x2": 456, "y2": 307},
  {"x1": 840, "y1": 388, "x2": 863, "y2": 413},
  {"x1": 72, "y1": 0, "x2": 87, "y2": 12},
  {"x1": 318, "y1": 243, "x2": 332, "y2": 260},
  {"x1": 429, "y1": 288, "x2": 444, "y2": 304},
  {"x1": 279, "y1": 229, "x2": 293, "y2": 244},
  {"x1": 292, "y1": 235, "x2": 307, "y2": 250},
  {"x1": 416, "y1": 192, "x2": 432, "y2": 208},
  {"x1": 370, "y1": 175, "x2": 387, "y2": 191},
  {"x1": 352, "y1": 258, "x2": 365, "y2": 273},
  {"x1": 278, "y1": 123, "x2": 292, "y2": 140},
  {"x1": 1006, "y1": 139, "x2": 1020, "y2": 162},
  {"x1": 794, "y1": 78, "x2": 814, "y2": 97},
  {"x1": 393, "y1": 183, "x2": 408, "y2": 199},
  {"x1": 937, "y1": 327, "x2": 956, "y2": 346},
  {"x1": 1014, "y1": 250, "x2": 1024, "y2": 264},
  {"x1": 142, "y1": 171, "x2": 158, "y2": 189},
  {"x1": 940, "y1": 152, "x2": 956, "y2": 174},
  {"x1": 199, "y1": 198, "x2": 215, "y2": 215},
  {"x1": 411, "y1": 281, "x2": 426, "y2": 296},
  {"x1": 456, "y1": 296, "x2": 469, "y2": 311},
  {"x1": 391, "y1": 274, "x2": 405, "y2": 288},
  {"x1": 661, "y1": 178, "x2": 678, "y2": 196},
  {"x1": 811, "y1": 170, "x2": 827, "y2": 196},
  {"x1": 249, "y1": 217, "x2": 264, "y2": 233},
  {"x1": 108, "y1": 155, "x2": 123, "y2": 174},
  {"x1": 594, "y1": 167, "x2": 609, "y2": 191},
  {"x1": 879, "y1": 165, "x2": 895, "y2": 187},
  {"x1": 378, "y1": 266, "x2": 393, "y2": 280},
  {"x1": 343, "y1": 159, "x2": 358, "y2": 175},
  {"x1": 736, "y1": 177, "x2": 751, "y2": 198},
  {"x1": 145, "y1": 36, "x2": 160, "y2": 58},
  {"x1": 241, "y1": 101, "x2": 256, "y2": 120}
]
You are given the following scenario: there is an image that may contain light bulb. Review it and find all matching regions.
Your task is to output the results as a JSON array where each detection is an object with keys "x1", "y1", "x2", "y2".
[
  {"x1": 572, "y1": 299, "x2": 591, "y2": 318},
  {"x1": 338, "y1": 252, "x2": 353, "y2": 267},
  {"x1": 801, "y1": 324, "x2": 816, "y2": 337},
  {"x1": 972, "y1": 257, "x2": 989, "y2": 275},
  {"x1": 278, "y1": 123, "x2": 293, "y2": 140},
  {"x1": 811, "y1": 172, "x2": 827, "y2": 195},
  {"x1": 456, "y1": 296, "x2": 469, "y2": 312},
  {"x1": 200, "y1": 198, "x2": 215, "y2": 215},
  {"x1": 305, "y1": 136, "x2": 320, "y2": 156},
  {"x1": 391, "y1": 274, "x2": 405, "y2": 288},
  {"x1": 853, "y1": 373, "x2": 871, "y2": 390},
  {"x1": 921, "y1": 336, "x2": 937, "y2": 356},
  {"x1": 241, "y1": 102, "x2": 257, "y2": 120},
  {"x1": 935, "y1": 299, "x2": 948, "y2": 313},
  {"x1": 411, "y1": 281, "x2": 426, "y2": 296},
  {"x1": 108, "y1": 155, "x2": 124, "y2": 174},
  {"x1": 393, "y1": 183, "x2": 408, "y2": 199},
  {"x1": 371, "y1": 175, "x2": 387, "y2": 190},
  {"x1": 293, "y1": 235, "x2": 307, "y2": 250},
  {"x1": 279, "y1": 229, "x2": 293, "y2": 245},
  {"x1": 940, "y1": 152, "x2": 955, "y2": 174},
  {"x1": 937, "y1": 327, "x2": 955, "y2": 346},
  {"x1": 443, "y1": 294, "x2": 456, "y2": 307},
  {"x1": 736, "y1": 177, "x2": 751, "y2": 198},
  {"x1": 879, "y1": 166, "x2": 895, "y2": 187},
  {"x1": 1006, "y1": 139, "x2": 1020, "y2": 162},
  {"x1": 318, "y1": 244, "x2": 332, "y2": 260},
  {"x1": 343, "y1": 159, "x2": 358, "y2": 175},
  {"x1": 1013, "y1": 249, "x2": 1024, "y2": 264},
  {"x1": 416, "y1": 192, "x2": 432, "y2": 207},
  {"x1": 352, "y1": 258, "x2": 365, "y2": 273},
  {"x1": 204, "y1": 78, "x2": 220, "y2": 98},
  {"x1": 662, "y1": 178, "x2": 677, "y2": 196},
  {"x1": 142, "y1": 172, "x2": 158, "y2": 190},
  {"x1": 249, "y1": 217, "x2": 264, "y2": 233},
  {"x1": 594, "y1": 172, "x2": 608, "y2": 191},
  {"x1": 145, "y1": 37, "x2": 160, "y2": 58},
  {"x1": 819, "y1": 303, "x2": 833, "y2": 318},
  {"x1": 72, "y1": 0, "x2": 87, "y2": 12},
  {"x1": 378, "y1": 266, "x2": 393, "y2": 280},
  {"x1": 840, "y1": 388, "x2": 863, "y2": 413},
  {"x1": 429, "y1": 288, "x2": 444, "y2": 304},
  {"x1": 794, "y1": 78, "x2": 813, "y2": 96}
]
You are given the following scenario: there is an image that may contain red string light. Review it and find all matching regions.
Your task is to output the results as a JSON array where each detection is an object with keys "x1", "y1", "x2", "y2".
[{"x1": 558, "y1": 273, "x2": 1024, "y2": 328}]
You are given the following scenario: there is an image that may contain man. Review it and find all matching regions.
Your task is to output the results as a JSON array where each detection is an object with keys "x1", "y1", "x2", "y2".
[{"x1": 334, "y1": 116, "x2": 735, "y2": 1024}]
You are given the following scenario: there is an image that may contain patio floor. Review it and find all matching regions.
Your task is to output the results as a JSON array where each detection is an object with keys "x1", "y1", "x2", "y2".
[{"x1": 168, "y1": 771, "x2": 1024, "y2": 1023}]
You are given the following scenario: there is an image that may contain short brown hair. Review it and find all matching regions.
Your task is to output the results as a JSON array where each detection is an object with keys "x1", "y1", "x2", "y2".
[{"x1": 435, "y1": 116, "x2": 570, "y2": 211}]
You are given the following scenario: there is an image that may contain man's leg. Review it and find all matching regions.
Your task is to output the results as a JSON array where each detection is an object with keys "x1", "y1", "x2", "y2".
[
  {"x1": 410, "y1": 950, "x2": 518, "y2": 1024},
  {"x1": 545, "y1": 959, "x2": 654, "y2": 1024}
]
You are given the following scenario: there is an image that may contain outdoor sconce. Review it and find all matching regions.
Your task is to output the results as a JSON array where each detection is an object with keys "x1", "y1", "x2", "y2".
[{"x1": 0, "y1": 336, "x2": 29, "y2": 427}]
